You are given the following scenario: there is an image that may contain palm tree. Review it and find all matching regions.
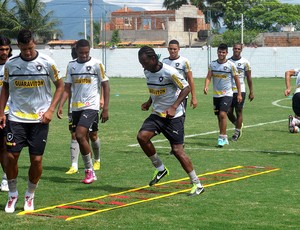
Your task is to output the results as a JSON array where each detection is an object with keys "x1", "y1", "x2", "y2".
[{"x1": 0, "y1": 0, "x2": 62, "y2": 41}]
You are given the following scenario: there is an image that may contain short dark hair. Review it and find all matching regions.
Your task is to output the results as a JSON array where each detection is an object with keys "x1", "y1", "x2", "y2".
[
  {"x1": 76, "y1": 39, "x2": 90, "y2": 49},
  {"x1": 169, "y1": 39, "x2": 179, "y2": 46},
  {"x1": 17, "y1": 29, "x2": 34, "y2": 44},
  {"x1": 138, "y1": 46, "x2": 158, "y2": 61},
  {"x1": 218, "y1": 43, "x2": 228, "y2": 51},
  {"x1": 0, "y1": 35, "x2": 11, "y2": 46}
]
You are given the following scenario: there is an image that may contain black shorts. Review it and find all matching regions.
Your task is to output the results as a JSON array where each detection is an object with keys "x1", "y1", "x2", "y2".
[
  {"x1": 231, "y1": 92, "x2": 246, "y2": 110},
  {"x1": 6, "y1": 121, "x2": 49, "y2": 155},
  {"x1": 292, "y1": 92, "x2": 300, "y2": 116},
  {"x1": 139, "y1": 114, "x2": 185, "y2": 145},
  {"x1": 72, "y1": 109, "x2": 99, "y2": 132},
  {"x1": 213, "y1": 96, "x2": 233, "y2": 115}
]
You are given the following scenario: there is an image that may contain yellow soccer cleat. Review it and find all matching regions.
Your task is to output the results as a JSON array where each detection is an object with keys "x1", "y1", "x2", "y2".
[
  {"x1": 65, "y1": 166, "x2": 78, "y2": 174},
  {"x1": 93, "y1": 161, "x2": 101, "y2": 171}
]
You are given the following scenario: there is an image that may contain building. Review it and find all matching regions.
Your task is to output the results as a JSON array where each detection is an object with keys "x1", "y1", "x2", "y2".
[{"x1": 104, "y1": 5, "x2": 209, "y2": 47}]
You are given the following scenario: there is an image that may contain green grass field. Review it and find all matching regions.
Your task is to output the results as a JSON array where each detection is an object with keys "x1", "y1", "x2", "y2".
[{"x1": 0, "y1": 77, "x2": 299, "y2": 229}]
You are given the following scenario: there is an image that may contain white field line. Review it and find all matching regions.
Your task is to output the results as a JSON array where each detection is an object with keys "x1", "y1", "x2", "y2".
[
  {"x1": 128, "y1": 119, "x2": 286, "y2": 147},
  {"x1": 272, "y1": 98, "x2": 291, "y2": 109}
]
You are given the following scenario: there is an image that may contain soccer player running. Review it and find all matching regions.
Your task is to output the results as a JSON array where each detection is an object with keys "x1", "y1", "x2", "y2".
[
  {"x1": 137, "y1": 46, "x2": 204, "y2": 196},
  {"x1": 228, "y1": 43, "x2": 254, "y2": 141},
  {"x1": 57, "y1": 39, "x2": 110, "y2": 184},
  {"x1": 64, "y1": 46, "x2": 103, "y2": 174},
  {"x1": 0, "y1": 29, "x2": 64, "y2": 213},
  {"x1": 0, "y1": 35, "x2": 12, "y2": 192},
  {"x1": 284, "y1": 68, "x2": 300, "y2": 133},
  {"x1": 204, "y1": 43, "x2": 242, "y2": 147}
]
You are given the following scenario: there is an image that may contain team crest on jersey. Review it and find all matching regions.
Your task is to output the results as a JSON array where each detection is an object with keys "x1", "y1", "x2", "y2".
[
  {"x1": 175, "y1": 63, "x2": 180, "y2": 68},
  {"x1": 7, "y1": 132, "x2": 13, "y2": 142},
  {"x1": 238, "y1": 63, "x2": 241, "y2": 67},
  {"x1": 36, "y1": 65, "x2": 43, "y2": 72},
  {"x1": 159, "y1": 76, "x2": 164, "y2": 82},
  {"x1": 224, "y1": 66, "x2": 228, "y2": 71},
  {"x1": 86, "y1": 66, "x2": 92, "y2": 71}
]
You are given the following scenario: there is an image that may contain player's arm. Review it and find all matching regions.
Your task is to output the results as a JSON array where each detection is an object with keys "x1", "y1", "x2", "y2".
[
  {"x1": 141, "y1": 97, "x2": 152, "y2": 111},
  {"x1": 285, "y1": 69, "x2": 295, "y2": 96},
  {"x1": 246, "y1": 70, "x2": 254, "y2": 101},
  {"x1": 100, "y1": 81, "x2": 110, "y2": 123},
  {"x1": 166, "y1": 85, "x2": 190, "y2": 118},
  {"x1": 57, "y1": 83, "x2": 72, "y2": 119},
  {"x1": 100, "y1": 87, "x2": 104, "y2": 109},
  {"x1": 203, "y1": 70, "x2": 212, "y2": 95},
  {"x1": 0, "y1": 82, "x2": 9, "y2": 129},
  {"x1": 233, "y1": 73, "x2": 242, "y2": 103},
  {"x1": 42, "y1": 78, "x2": 64, "y2": 124},
  {"x1": 186, "y1": 71, "x2": 197, "y2": 109}
]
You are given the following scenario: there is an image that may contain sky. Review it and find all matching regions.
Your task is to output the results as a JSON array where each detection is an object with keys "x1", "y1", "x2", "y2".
[{"x1": 102, "y1": 0, "x2": 300, "y2": 10}]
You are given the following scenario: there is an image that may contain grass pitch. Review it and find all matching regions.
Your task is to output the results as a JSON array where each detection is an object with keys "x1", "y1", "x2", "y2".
[{"x1": 0, "y1": 77, "x2": 299, "y2": 229}]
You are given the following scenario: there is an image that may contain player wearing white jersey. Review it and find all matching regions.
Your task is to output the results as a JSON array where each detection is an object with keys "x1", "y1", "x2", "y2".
[
  {"x1": 162, "y1": 40, "x2": 198, "y2": 155},
  {"x1": 0, "y1": 29, "x2": 64, "y2": 213},
  {"x1": 0, "y1": 35, "x2": 12, "y2": 193},
  {"x1": 285, "y1": 68, "x2": 300, "y2": 133},
  {"x1": 57, "y1": 39, "x2": 110, "y2": 185},
  {"x1": 63, "y1": 47, "x2": 103, "y2": 175},
  {"x1": 204, "y1": 43, "x2": 242, "y2": 147},
  {"x1": 137, "y1": 46, "x2": 204, "y2": 196},
  {"x1": 228, "y1": 43, "x2": 254, "y2": 141}
]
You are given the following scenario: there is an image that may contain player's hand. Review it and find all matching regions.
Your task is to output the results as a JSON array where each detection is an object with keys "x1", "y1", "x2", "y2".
[
  {"x1": 248, "y1": 92, "x2": 254, "y2": 101},
  {"x1": 0, "y1": 115, "x2": 6, "y2": 129},
  {"x1": 100, "y1": 109, "x2": 109, "y2": 123},
  {"x1": 237, "y1": 93, "x2": 243, "y2": 103},
  {"x1": 41, "y1": 110, "x2": 53, "y2": 124},
  {"x1": 141, "y1": 101, "x2": 151, "y2": 111},
  {"x1": 166, "y1": 106, "x2": 176, "y2": 118},
  {"x1": 190, "y1": 97, "x2": 198, "y2": 109},
  {"x1": 203, "y1": 87, "x2": 208, "y2": 95},
  {"x1": 57, "y1": 108, "x2": 63, "y2": 119},
  {"x1": 285, "y1": 89, "x2": 291, "y2": 97}
]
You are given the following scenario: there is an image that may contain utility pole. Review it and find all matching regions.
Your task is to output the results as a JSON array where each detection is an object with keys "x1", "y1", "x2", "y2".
[{"x1": 89, "y1": 0, "x2": 94, "y2": 48}]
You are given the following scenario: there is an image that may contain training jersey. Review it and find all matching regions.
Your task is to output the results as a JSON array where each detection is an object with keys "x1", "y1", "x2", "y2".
[
  {"x1": 0, "y1": 63, "x2": 9, "y2": 114},
  {"x1": 209, "y1": 59, "x2": 238, "y2": 98},
  {"x1": 162, "y1": 56, "x2": 192, "y2": 80},
  {"x1": 4, "y1": 52, "x2": 61, "y2": 123},
  {"x1": 229, "y1": 56, "x2": 251, "y2": 93},
  {"x1": 144, "y1": 63, "x2": 189, "y2": 118},
  {"x1": 291, "y1": 69, "x2": 300, "y2": 94},
  {"x1": 65, "y1": 57, "x2": 108, "y2": 111}
]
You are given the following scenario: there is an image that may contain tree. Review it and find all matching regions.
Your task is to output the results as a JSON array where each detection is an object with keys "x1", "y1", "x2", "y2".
[{"x1": 0, "y1": 0, "x2": 62, "y2": 41}]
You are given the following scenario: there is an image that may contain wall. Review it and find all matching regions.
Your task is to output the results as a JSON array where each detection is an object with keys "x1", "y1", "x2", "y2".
[{"x1": 37, "y1": 46, "x2": 300, "y2": 78}]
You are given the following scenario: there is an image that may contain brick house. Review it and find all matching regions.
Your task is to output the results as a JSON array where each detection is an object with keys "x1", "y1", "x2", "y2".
[{"x1": 104, "y1": 5, "x2": 209, "y2": 47}]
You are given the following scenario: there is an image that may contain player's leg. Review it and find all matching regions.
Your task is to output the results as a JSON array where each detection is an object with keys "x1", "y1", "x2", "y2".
[
  {"x1": 4, "y1": 121, "x2": 25, "y2": 213},
  {"x1": 0, "y1": 127, "x2": 8, "y2": 192},
  {"x1": 24, "y1": 123, "x2": 49, "y2": 211},
  {"x1": 89, "y1": 114, "x2": 100, "y2": 170},
  {"x1": 165, "y1": 116, "x2": 204, "y2": 196},
  {"x1": 232, "y1": 93, "x2": 246, "y2": 140},
  {"x1": 216, "y1": 97, "x2": 232, "y2": 147},
  {"x1": 137, "y1": 115, "x2": 168, "y2": 186},
  {"x1": 227, "y1": 93, "x2": 237, "y2": 126},
  {"x1": 291, "y1": 93, "x2": 300, "y2": 133},
  {"x1": 74, "y1": 110, "x2": 98, "y2": 184},
  {"x1": 66, "y1": 113, "x2": 79, "y2": 174}
]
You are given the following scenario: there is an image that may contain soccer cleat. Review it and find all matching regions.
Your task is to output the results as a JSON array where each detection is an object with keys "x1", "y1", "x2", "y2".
[
  {"x1": 232, "y1": 130, "x2": 240, "y2": 141},
  {"x1": 149, "y1": 167, "x2": 169, "y2": 186},
  {"x1": 239, "y1": 123, "x2": 244, "y2": 138},
  {"x1": 93, "y1": 161, "x2": 101, "y2": 171},
  {"x1": 217, "y1": 138, "x2": 229, "y2": 147},
  {"x1": 188, "y1": 183, "x2": 205, "y2": 196},
  {"x1": 24, "y1": 192, "x2": 34, "y2": 211},
  {"x1": 5, "y1": 193, "x2": 18, "y2": 213},
  {"x1": 289, "y1": 115, "x2": 295, "y2": 133},
  {"x1": 1, "y1": 179, "x2": 9, "y2": 192},
  {"x1": 81, "y1": 169, "x2": 96, "y2": 184},
  {"x1": 65, "y1": 166, "x2": 79, "y2": 174}
]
